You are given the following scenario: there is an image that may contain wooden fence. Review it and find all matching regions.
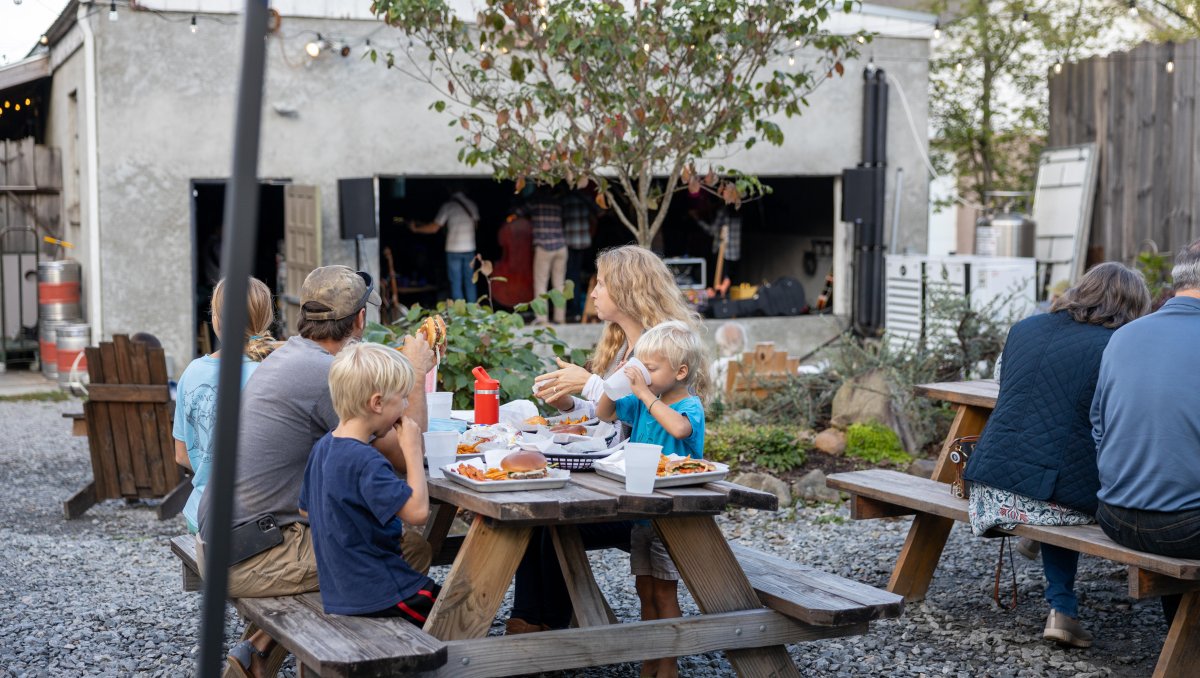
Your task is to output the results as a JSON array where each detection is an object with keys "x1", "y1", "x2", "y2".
[{"x1": 1048, "y1": 41, "x2": 1200, "y2": 263}]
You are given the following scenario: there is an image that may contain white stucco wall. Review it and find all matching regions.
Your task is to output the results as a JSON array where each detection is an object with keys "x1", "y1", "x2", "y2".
[{"x1": 42, "y1": 8, "x2": 928, "y2": 365}]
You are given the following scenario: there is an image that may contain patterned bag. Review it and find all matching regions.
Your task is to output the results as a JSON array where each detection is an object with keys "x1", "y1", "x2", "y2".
[{"x1": 948, "y1": 435, "x2": 980, "y2": 499}]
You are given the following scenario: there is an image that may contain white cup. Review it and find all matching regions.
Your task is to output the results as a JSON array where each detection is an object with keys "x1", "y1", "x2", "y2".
[
  {"x1": 426, "y1": 391, "x2": 453, "y2": 420},
  {"x1": 423, "y1": 431, "x2": 458, "y2": 479},
  {"x1": 602, "y1": 357, "x2": 652, "y2": 401},
  {"x1": 624, "y1": 442, "x2": 662, "y2": 494}
]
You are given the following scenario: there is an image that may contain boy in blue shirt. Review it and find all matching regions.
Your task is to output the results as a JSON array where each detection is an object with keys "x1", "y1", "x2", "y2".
[
  {"x1": 597, "y1": 320, "x2": 709, "y2": 678},
  {"x1": 299, "y1": 342, "x2": 439, "y2": 624}
]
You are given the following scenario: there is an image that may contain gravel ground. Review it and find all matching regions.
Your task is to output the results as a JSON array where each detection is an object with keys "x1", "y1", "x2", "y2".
[{"x1": 0, "y1": 398, "x2": 1169, "y2": 677}]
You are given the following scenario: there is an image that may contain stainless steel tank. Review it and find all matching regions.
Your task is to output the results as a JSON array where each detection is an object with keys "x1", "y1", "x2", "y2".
[{"x1": 975, "y1": 209, "x2": 1035, "y2": 257}]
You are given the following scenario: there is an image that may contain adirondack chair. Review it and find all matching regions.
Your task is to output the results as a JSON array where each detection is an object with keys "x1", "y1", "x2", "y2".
[
  {"x1": 725, "y1": 341, "x2": 800, "y2": 403},
  {"x1": 63, "y1": 334, "x2": 188, "y2": 519}
]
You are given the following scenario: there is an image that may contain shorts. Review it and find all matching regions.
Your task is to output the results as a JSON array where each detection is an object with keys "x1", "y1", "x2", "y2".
[
  {"x1": 629, "y1": 523, "x2": 678, "y2": 581},
  {"x1": 361, "y1": 579, "x2": 442, "y2": 626}
]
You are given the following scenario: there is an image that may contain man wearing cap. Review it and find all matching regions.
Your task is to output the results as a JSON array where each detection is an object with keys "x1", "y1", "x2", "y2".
[{"x1": 197, "y1": 265, "x2": 434, "y2": 677}]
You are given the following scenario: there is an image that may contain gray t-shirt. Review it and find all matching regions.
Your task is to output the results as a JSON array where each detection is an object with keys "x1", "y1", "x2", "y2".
[{"x1": 197, "y1": 336, "x2": 339, "y2": 541}]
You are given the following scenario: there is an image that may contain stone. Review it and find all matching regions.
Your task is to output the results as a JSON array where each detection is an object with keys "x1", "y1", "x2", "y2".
[
  {"x1": 813, "y1": 428, "x2": 847, "y2": 455},
  {"x1": 730, "y1": 472, "x2": 792, "y2": 506},
  {"x1": 726, "y1": 408, "x2": 758, "y2": 425},
  {"x1": 791, "y1": 469, "x2": 841, "y2": 503},
  {"x1": 830, "y1": 369, "x2": 918, "y2": 451},
  {"x1": 907, "y1": 458, "x2": 937, "y2": 478}
]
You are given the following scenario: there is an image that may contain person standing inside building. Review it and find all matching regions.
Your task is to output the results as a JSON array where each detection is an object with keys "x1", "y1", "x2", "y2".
[
  {"x1": 560, "y1": 189, "x2": 597, "y2": 322},
  {"x1": 697, "y1": 204, "x2": 742, "y2": 284},
  {"x1": 410, "y1": 188, "x2": 480, "y2": 301},
  {"x1": 527, "y1": 187, "x2": 567, "y2": 324}
]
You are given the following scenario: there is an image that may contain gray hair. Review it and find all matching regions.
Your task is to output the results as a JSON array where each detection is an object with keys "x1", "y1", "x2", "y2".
[{"x1": 1172, "y1": 239, "x2": 1200, "y2": 291}]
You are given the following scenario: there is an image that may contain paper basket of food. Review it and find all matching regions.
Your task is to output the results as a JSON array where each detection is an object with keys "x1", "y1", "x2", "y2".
[
  {"x1": 592, "y1": 450, "x2": 728, "y2": 488},
  {"x1": 442, "y1": 451, "x2": 571, "y2": 492}
]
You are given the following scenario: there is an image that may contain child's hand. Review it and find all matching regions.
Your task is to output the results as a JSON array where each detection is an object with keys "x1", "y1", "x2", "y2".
[
  {"x1": 396, "y1": 416, "x2": 423, "y2": 461},
  {"x1": 626, "y1": 365, "x2": 652, "y2": 400}
]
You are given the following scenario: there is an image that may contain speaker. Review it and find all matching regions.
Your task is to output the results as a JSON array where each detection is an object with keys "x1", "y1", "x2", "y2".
[
  {"x1": 338, "y1": 178, "x2": 378, "y2": 240},
  {"x1": 759, "y1": 277, "x2": 807, "y2": 316},
  {"x1": 841, "y1": 167, "x2": 879, "y2": 223}
]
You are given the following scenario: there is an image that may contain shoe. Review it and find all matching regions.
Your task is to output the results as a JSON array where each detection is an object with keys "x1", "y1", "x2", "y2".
[
  {"x1": 1043, "y1": 610, "x2": 1093, "y2": 648},
  {"x1": 505, "y1": 617, "x2": 550, "y2": 635},
  {"x1": 226, "y1": 640, "x2": 255, "y2": 678},
  {"x1": 1017, "y1": 538, "x2": 1041, "y2": 561}
]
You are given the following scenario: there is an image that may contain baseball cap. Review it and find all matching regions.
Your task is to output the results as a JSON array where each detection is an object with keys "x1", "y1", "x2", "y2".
[{"x1": 300, "y1": 265, "x2": 381, "y2": 321}]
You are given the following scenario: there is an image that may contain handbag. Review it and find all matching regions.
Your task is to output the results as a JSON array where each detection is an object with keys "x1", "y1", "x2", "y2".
[{"x1": 948, "y1": 435, "x2": 980, "y2": 499}]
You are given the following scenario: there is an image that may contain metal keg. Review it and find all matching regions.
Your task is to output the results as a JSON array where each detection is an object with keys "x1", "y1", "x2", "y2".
[
  {"x1": 38, "y1": 260, "x2": 82, "y2": 321},
  {"x1": 56, "y1": 322, "x2": 90, "y2": 390},
  {"x1": 39, "y1": 319, "x2": 69, "y2": 380}
]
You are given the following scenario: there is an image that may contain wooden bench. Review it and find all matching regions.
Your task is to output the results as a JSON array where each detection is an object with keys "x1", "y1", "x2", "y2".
[
  {"x1": 826, "y1": 378, "x2": 1200, "y2": 678},
  {"x1": 171, "y1": 521, "x2": 902, "y2": 676}
]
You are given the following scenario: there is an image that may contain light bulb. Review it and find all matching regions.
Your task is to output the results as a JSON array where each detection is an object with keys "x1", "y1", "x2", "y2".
[
  {"x1": 1128, "y1": 0, "x2": 1138, "y2": 17},
  {"x1": 794, "y1": 39, "x2": 801, "y2": 47},
  {"x1": 14, "y1": 104, "x2": 20, "y2": 111},
  {"x1": 407, "y1": 40, "x2": 414, "y2": 54},
  {"x1": 955, "y1": 61, "x2": 964, "y2": 73},
  {"x1": 24, "y1": 98, "x2": 30, "y2": 105},
  {"x1": 447, "y1": 46, "x2": 455, "y2": 55},
  {"x1": 933, "y1": 21, "x2": 941, "y2": 39},
  {"x1": 3, "y1": 101, "x2": 9, "y2": 108},
  {"x1": 108, "y1": 1, "x2": 117, "y2": 21},
  {"x1": 305, "y1": 41, "x2": 321, "y2": 58},
  {"x1": 1166, "y1": 60, "x2": 1175, "y2": 73},
  {"x1": 190, "y1": 15, "x2": 197, "y2": 33},
  {"x1": 643, "y1": 43, "x2": 650, "y2": 53},
  {"x1": 788, "y1": 55, "x2": 795, "y2": 66},
  {"x1": 856, "y1": 34, "x2": 866, "y2": 44},
  {"x1": 39, "y1": 34, "x2": 49, "y2": 45},
  {"x1": 1054, "y1": 62, "x2": 1063, "y2": 74}
]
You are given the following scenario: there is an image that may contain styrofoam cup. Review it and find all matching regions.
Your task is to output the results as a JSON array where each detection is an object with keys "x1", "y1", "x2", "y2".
[
  {"x1": 602, "y1": 357, "x2": 651, "y2": 401},
  {"x1": 426, "y1": 391, "x2": 453, "y2": 420},
  {"x1": 423, "y1": 431, "x2": 458, "y2": 479},
  {"x1": 624, "y1": 442, "x2": 662, "y2": 494}
]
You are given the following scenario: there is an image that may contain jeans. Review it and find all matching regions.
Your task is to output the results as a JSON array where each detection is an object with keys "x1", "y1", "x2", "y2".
[
  {"x1": 1041, "y1": 543, "x2": 1080, "y2": 617},
  {"x1": 533, "y1": 246, "x2": 568, "y2": 323},
  {"x1": 1097, "y1": 500, "x2": 1200, "y2": 624},
  {"x1": 510, "y1": 521, "x2": 633, "y2": 629},
  {"x1": 446, "y1": 251, "x2": 476, "y2": 301},
  {"x1": 566, "y1": 248, "x2": 587, "y2": 317}
]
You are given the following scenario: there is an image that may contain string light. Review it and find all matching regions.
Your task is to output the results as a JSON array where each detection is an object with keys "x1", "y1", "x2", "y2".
[
  {"x1": 190, "y1": 15, "x2": 197, "y2": 33},
  {"x1": 305, "y1": 34, "x2": 325, "y2": 58},
  {"x1": 39, "y1": 34, "x2": 49, "y2": 45},
  {"x1": 1054, "y1": 61, "x2": 1063, "y2": 73},
  {"x1": 856, "y1": 34, "x2": 866, "y2": 44},
  {"x1": 1018, "y1": 11, "x2": 1030, "y2": 29},
  {"x1": 1165, "y1": 59, "x2": 1175, "y2": 73},
  {"x1": 14, "y1": 104, "x2": 20, "y2": 111},
  {"x1": 24, "y1": 98, "x2": 30, "y2": 105},
  {"x1": 788, "y1": 55, "x2": 795, "y2": 66},
  {"x1": 955, "y1": 61, "x2": 964, "y2": 73},
  {"x1": 933, "y1": 20, "x2": 941, "y2": 39},
  {"x1": 1128, "y1": 0, "x2": 1138, "y2": 17},
  {"x1": 108, "y1": 1, "x2": 118, "y2": 21}
]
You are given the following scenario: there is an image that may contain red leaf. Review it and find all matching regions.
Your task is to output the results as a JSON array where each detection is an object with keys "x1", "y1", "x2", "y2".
[
  {"x1": 497, "y1": 109, "x2": 510, "y2": 125},
  {"x1": 514, "y1": 176, "x2": 526, "y2": 193},
  {"x1": 596, "y1": 192, "x2": 608, "y2": 209},
  {"x1": 835, "y1": 61, "x2": 845, "y2": 76}
]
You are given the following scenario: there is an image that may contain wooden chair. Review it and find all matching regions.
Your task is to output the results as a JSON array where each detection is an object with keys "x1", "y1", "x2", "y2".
[
  {"x1": 64, "y1": 334, "x2": 188, "y2": 520},
  {"x1": 725, "y1": 341, "x2": 800, "y2": 402}
]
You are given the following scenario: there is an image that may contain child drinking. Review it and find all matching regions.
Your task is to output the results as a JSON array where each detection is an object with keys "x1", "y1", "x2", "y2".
[
  {"x1": 173, "y1": 277, "x2": 276, "y2": 534},
  {"x1": 299, "y1": 342, "x2": 439, "y2": 622},
  {"x1": 596, "y1": 320, "x2": 709, "y2": 678}
]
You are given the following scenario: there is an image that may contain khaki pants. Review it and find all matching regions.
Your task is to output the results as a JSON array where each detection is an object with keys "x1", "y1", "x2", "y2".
[{"x1": 533, "y1": 245, "x2": 568, "y2": 323}]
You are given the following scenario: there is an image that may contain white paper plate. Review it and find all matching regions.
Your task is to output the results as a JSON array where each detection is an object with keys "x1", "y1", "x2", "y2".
[
  {"x1": 442, "y1": 465, "x2": 571, "y2": 492},
  {"x1": 593, "y1": 462, "x2": 729, "y2": 488}
]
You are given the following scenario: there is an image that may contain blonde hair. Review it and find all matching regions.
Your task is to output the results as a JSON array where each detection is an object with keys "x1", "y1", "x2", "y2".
[
  {"x1": 212, "y1": 277, "x2": 277, "y2": 362},
  {"x1": 591, "y1": 246, "x2": 701, "y2": 375},
  {"x1": 634, "y1": 320, "x2": 711, "y2": 401},
  {"x1": 328, "y1": 342, "x2": 417, "y2": 422}
]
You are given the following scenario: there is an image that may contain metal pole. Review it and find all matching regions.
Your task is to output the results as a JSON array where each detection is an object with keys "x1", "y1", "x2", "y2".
[
  {"x1": 197, "y1": 1, "x2": 269, "y2": 676},
  {"x1": 890, "y1": 167, "x2": 904, "y2": 255}
]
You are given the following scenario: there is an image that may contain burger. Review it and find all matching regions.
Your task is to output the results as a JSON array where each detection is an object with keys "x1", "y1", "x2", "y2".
[
  {"x1": 500, "y1": 450, "x2": 550, "y2": 480},
  {"x1": 665, "y1": 458, "x2": 717, "y2": 475},
  {"x1": 421, "y1": 315, "x2": 448, "y2": 353}
]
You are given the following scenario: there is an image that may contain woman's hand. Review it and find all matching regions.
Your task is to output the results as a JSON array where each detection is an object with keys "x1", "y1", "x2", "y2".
[{"x1": 534, "y1": 358, "x2": 592, "y2": 404}]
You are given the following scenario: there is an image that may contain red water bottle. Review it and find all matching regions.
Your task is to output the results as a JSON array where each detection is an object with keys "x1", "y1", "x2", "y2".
[{"x1": 473, "y1": 366, "x2": 500, "y2": 425}]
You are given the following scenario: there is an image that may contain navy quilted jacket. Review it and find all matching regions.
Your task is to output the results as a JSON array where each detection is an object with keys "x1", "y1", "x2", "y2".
[{"x1": 963, "y1": 311, "x2": 1114, "y2": 514}]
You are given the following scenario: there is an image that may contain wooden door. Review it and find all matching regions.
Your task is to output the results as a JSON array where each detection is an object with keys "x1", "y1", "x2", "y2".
[{"x1": 283, "y1": 185, "x2": 321, "y2": 336}]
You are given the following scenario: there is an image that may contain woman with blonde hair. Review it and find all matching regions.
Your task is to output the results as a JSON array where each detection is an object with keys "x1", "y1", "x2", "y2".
[
  {"x1": 510, "y1": 246, "x2": 706, "y2": 637},
  {"x1": 535, "y1": 245, "x2": 702, "y2": 421}
]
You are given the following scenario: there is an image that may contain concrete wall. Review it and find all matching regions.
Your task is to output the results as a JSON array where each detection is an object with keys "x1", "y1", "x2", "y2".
[{"x1": 45, "y1": 10, "x2": 927, "y2": 367}]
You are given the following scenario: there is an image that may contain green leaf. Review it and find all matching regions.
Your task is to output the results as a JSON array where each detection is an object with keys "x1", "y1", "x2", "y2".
[
  {"x1": 433, "y1": 100, "x2": 447, "y2": 113},
  {"x1": 530, "y1": 298, "x2": 548, "y2": 317}
]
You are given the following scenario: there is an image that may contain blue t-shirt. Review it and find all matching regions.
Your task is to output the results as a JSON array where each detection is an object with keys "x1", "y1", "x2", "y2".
[
  {"x1": 299, "y1": 433, "x2": 426, "y2": 615},
  {"x1": 172, "y1": 355, "x2": 257, "y2": 533},
  {"x1": 613, "y1": 394, "x2": 705, "y2": 458}
]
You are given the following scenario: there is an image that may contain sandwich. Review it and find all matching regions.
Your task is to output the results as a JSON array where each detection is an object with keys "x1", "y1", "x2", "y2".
[
  {"x1": 525, "y1": 415, "x2": 549, "y2": 426},
  {"x1": 500, "y1": 450, "x2": 550, "y2": 480},
  {"x1": 665, "y1": 458, "x2": 717, "y2": 475},
  {"x1": 421, "y1": 315, "x2": 448, "y2": 353}
]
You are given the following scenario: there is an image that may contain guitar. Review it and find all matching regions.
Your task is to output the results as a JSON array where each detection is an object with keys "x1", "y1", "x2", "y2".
[
  {"x1": 815, "y1": 271, "x2": 834, "y2": 312},
  {"x1": 382, "y1": 247, "x2": 402, "y2": 322},
  {"x1": 706, "y1": 224, "x2": 732, "y2": 299}
]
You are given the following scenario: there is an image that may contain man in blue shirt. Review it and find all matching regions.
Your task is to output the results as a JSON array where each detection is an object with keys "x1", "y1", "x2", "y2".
[{"x1": 1092, "y1": 239, "x2": 1200, "y2": 626}]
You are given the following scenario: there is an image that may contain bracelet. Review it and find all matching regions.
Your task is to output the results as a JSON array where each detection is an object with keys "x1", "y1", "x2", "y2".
[{"x1": 648, "y1": 396, "x2": 660, "y2": 414}]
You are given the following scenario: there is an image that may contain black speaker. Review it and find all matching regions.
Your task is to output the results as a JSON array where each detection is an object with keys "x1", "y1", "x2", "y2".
[
  {"x1": 759, "y1": 277, "x2": 807, "y2": 316},
  {"x1": 841, "y1": 167, "x2": 879, "y2": 223},
  {"x1": 338, "y1": 178, "x2": 378, "y2": 240}
]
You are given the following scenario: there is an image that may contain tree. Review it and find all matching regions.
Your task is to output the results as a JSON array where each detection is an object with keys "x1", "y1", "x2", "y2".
[
  {"x1": 371, "y1": 0, "x2": 861, "y2": 246},
  {"x1": 930, "y1": 0, "x2": 1120, "y2": 207},
  {"x1": 1130, "y1": 0, "x2": 1200, "y2": 40}
]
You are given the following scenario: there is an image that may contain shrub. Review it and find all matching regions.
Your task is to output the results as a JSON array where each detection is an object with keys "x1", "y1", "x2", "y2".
[
  {"x1": 706, "y1": 422, "x2": 808, "y2": 474},
  {"x1": 844, "y1": 421, "x2": 912, "y2": 466}
]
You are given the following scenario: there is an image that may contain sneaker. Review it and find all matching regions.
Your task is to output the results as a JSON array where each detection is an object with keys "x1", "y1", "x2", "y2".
[
  {"x1": 1017, "y1": 538, "x2": 1041, "y2": 561},
  {"x1": 505, "y1": 617, "x2": 550, "y2": 635},
  {"x1": 1043, "y1": 610, "x2": 1093, "y2": 648}
]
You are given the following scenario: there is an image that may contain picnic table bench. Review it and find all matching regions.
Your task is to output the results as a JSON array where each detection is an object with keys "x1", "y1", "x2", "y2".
[
  {"x1": 826, "y1": 380, "x2": 1200, "y2": 678},
  {"x1": 173, "y1": 476, "x2": 902, "y2": 677}
]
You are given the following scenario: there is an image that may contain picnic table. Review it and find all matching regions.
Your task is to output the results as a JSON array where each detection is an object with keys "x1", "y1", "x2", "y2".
[
  {"x1": 173, "y1": 472, "x2": 903, "y2": 677},
  {"x1": 826, "y1": 380, "x2": 1200, "y2": 678}
]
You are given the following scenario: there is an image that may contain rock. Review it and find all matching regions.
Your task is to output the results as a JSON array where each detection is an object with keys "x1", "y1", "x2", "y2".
[
  {"x1": 907, "y1": 458, "x2": 937, "y2": 478},
  {"x1": 791, "y1": 469, "x2": 841, "y2": 503},
  {"x1": 813, "y1": 428, "x2": 847, "y2": 455},
  {"x1": 726, "y1": 408, "x2": 758, "y2": 425},
  {"x1": 730, "y1": 472, "x2": 792, "y2": 506},
  {"x1": 831, "y1": 369, "x2": 918, "y2": 452}
]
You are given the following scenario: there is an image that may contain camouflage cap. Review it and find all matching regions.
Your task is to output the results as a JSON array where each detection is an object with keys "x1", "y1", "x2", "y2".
[{"x1": 300, "y1": 265, "x2": 381, "y2": 321}]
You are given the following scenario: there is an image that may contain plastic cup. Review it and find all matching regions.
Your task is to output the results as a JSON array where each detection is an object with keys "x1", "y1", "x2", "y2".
[
  {"x1": 624, "y1": 442, "x2": 662, "y2": 494},
  {"x1": 423, "y1": 431, "x2": 458, "y2": 479},
  {"x1": 426, "y1": 391, "x2": 453, "y2": 420},
  {"x1": 602, "y1": 357, "x2": 651, "y2": 401}
]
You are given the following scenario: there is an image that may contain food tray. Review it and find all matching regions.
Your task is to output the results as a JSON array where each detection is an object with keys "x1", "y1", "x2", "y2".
[
  {"x1": 593, "y1": 462, "x2": 729, "y2": 488},
  {"x1": 442, "y1": 466, "x2": 571, "y2": 492},
  {"x1": 424, "y1": 453, "x2": 483, "y2": 467},
  {"x1": 544, "y1": 451, "x2": 613, "y2": 471}
]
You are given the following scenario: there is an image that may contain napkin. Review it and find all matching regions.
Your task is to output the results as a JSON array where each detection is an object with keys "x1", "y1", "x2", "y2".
[{"x1": 499, "y1": 400, "x2": 539, "y2": 427}]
